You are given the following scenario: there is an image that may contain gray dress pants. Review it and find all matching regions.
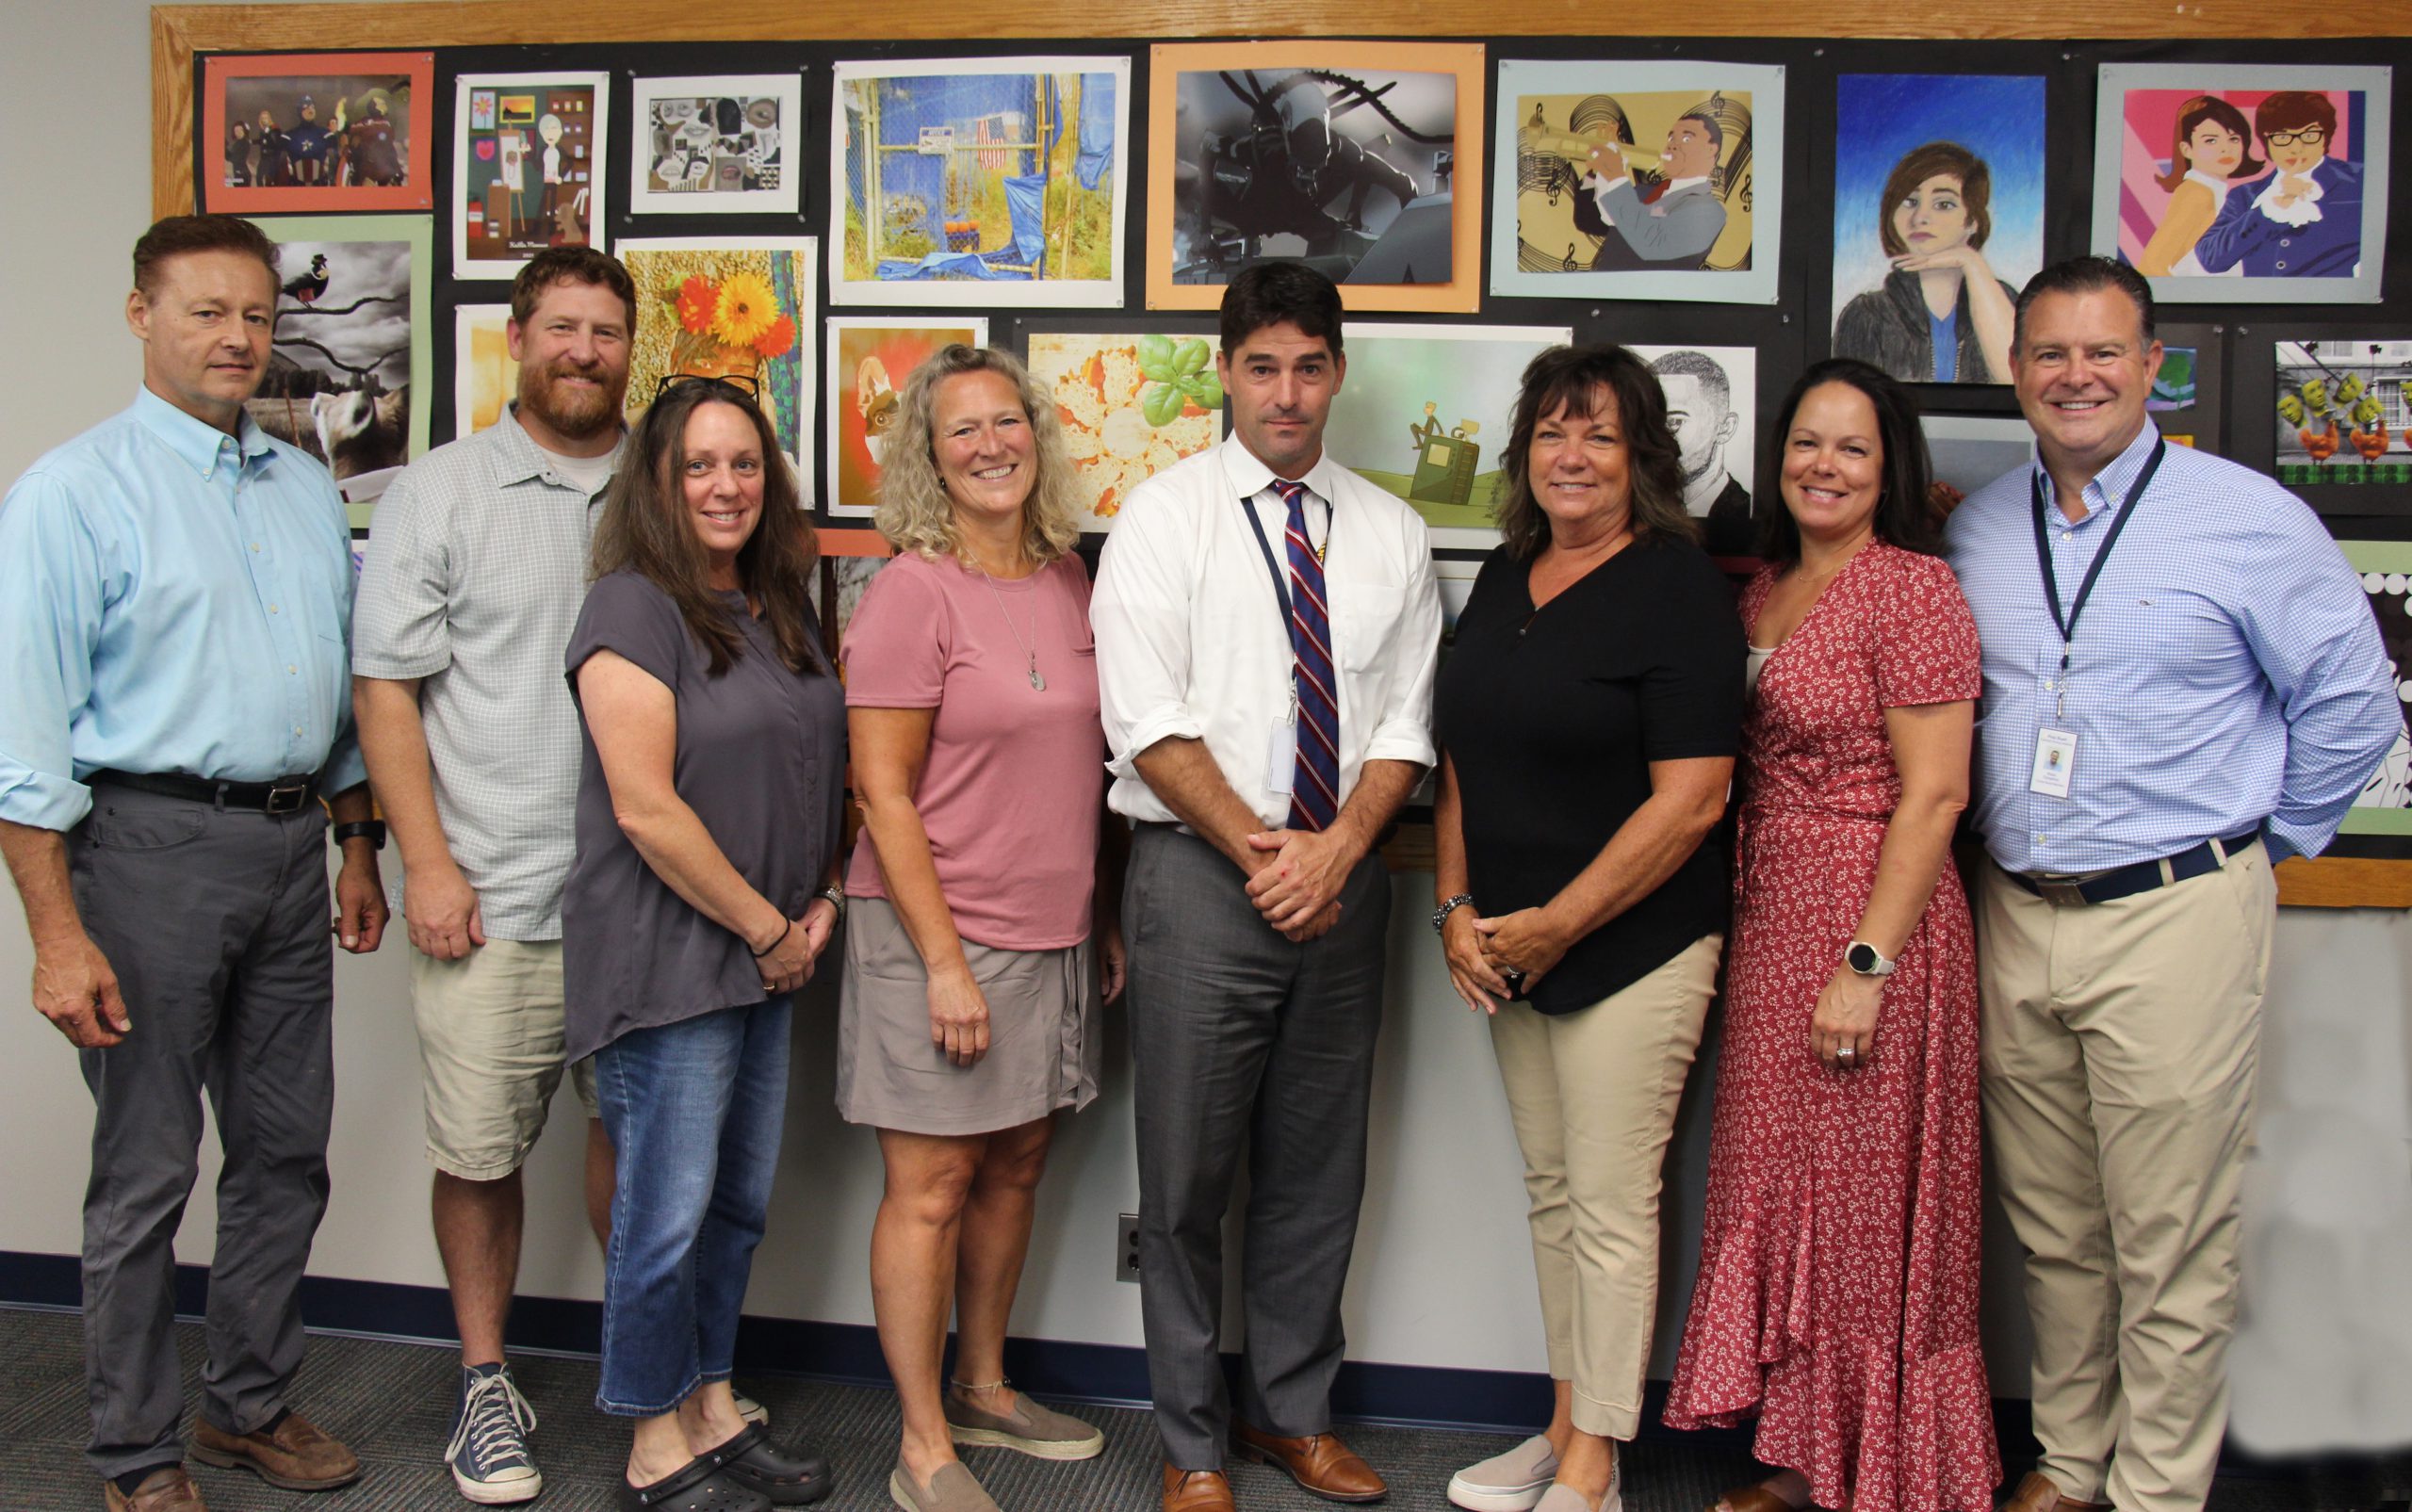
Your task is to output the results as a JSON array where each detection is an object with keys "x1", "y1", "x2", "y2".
[
  {"x1": 68, "y1": 785, "x2": 336, "y2": 1481},
  {"x1": 1125, "y1": 823, "x2": 1391, "y2": 1470}
]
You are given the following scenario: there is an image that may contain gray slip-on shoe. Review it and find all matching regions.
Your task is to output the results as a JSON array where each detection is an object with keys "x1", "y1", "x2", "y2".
[
  {"x1": 941, "y1": 1384, "x2": 1105, "y2": 1461},
  {"x1": 888, "y1": 1461, "x2": 1001, "y2": 1512}
]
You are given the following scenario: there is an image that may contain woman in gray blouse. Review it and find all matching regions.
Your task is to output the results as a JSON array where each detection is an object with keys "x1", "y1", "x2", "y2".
[{"x1": 562, "y1": 378, "x2": 845, "y2": 1512}]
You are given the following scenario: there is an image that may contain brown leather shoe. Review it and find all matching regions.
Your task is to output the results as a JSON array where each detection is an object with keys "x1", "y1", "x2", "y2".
[
  {"x1": 104, "y1": 1467, "x2": 207, "y2": 1512},
  {"x1": 1164, "y1": 1462, "x2": 1236, "y2": 1512},
  {"x1": 189, "y1": 1412, "x2": 361, "y2": 1491},
  {"x1": 1232, "y1": 1422, "x2": 1387, "y2": 1503},
  {"x1": 1998, "y1": 1471, "x2": 2113, "y2": 1512}
]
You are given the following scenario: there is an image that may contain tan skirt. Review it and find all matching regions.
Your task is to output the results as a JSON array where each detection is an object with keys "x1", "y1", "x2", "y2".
[{"x1": 836, "y1": 897, "x2": 1100, "y2": 1135}]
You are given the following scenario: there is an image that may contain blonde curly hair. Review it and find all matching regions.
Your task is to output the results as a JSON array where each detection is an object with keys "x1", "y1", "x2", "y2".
[{"x1": 873, "y1": 344, "x2": 1083, "y2": 566}]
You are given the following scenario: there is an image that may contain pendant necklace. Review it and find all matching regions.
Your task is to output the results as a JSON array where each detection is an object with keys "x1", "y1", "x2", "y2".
[{"x1": 980, "y1": 561, "x2": 1046, "y2": 691}]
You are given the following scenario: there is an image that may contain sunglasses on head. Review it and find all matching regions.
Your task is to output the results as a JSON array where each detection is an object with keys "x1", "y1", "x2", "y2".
[{"x1": 655, "y1": 371, "x2": 762, "y2": 401}]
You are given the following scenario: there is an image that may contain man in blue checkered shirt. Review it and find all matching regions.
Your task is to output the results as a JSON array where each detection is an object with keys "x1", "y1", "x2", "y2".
[{"x1": 1944, "y1": 256, "x2": 2399, "y2": 1512}]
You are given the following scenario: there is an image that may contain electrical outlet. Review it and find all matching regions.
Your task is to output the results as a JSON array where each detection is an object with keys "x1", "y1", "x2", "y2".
[{"x1": 1116, "y1": 1212, "x2": 1141, "y2": 1282}]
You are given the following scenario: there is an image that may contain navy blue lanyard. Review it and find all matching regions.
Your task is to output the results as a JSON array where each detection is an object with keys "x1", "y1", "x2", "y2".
[
  {"x1": 2029, "y1": 438, "x2": 2166, "y2": 678},
  {"x1": 1242, "y1": 491, "x2": 1294, "y2": 626}
]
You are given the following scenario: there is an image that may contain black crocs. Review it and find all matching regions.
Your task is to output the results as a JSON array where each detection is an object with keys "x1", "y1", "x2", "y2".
[
  {"x1": 621, "y1": 1452, "x2": 773, "y2": 1512},
  {"x1": 702, "y1": 1423, "x2": 835, "y2": 1506}
]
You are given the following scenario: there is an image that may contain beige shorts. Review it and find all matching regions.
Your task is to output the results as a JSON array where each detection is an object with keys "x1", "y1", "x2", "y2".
[{"x1": 410, "y1": 938, "x2": 599, "y2": 1179}]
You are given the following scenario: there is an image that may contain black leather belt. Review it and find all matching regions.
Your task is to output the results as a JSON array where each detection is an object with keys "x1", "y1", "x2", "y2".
[
  {"x1": 90, "y1": 770, "x2": 320, "y2": 816},
  {"x1": 2009, "y1": 829, "x2": 2260, "y2": 907}
]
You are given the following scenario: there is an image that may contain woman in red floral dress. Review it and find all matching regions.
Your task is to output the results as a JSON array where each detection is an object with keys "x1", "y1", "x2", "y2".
[{"x1": 1663, "y1": 359, "x2": 1999, "y2": 1512}]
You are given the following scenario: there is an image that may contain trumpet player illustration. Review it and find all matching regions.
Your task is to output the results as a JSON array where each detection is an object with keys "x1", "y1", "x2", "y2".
[{"x1": 1513, "y1": 87, "x2": 1755, "y2": 275}]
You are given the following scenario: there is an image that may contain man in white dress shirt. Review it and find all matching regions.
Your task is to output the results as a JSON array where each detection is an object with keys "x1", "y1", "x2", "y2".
[{"x1": 1093, "y1": 261, "x2": 1441, "y2": 1512}]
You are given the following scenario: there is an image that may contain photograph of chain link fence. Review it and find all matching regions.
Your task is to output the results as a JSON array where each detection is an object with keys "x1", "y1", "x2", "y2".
[{"x1": 831, "y1": 57, "x2": 1129, "y2": 308}]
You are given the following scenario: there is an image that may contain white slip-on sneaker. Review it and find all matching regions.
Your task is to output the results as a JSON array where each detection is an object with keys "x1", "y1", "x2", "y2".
[{"x1": 1447, "y1": 1434, "x2": 1558, "y2": 1512}]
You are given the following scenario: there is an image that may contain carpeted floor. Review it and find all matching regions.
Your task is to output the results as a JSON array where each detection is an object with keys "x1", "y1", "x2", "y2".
[{"x1": 2, "y1": 1307, "x2": 2401, "y2": 1511}]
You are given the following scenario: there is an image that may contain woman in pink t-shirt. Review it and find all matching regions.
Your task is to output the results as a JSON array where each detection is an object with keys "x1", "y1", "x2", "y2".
[{"x1": 839, "y1": 345, "x2": 1125, "y2": 1512}]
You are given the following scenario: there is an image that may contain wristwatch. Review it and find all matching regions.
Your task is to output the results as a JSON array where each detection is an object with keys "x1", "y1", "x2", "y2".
[
  {"x1": 331, "y1": 820, "x2": 386, "y2": 851},
  {"x1": 1845, "y1": 940, "x2": 1897, "y2": 978},
  {"x1": 1431, "y1": 893, "x2": 1475, "y2": 935},
  {"x1": 818, "y1": 884, "x2": 847, "y2": 923}
]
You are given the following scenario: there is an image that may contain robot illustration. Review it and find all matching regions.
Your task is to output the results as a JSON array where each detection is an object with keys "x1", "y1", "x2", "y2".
[{"x1": 1189, "y1": 71, "x2": 1431, "y2": 270}]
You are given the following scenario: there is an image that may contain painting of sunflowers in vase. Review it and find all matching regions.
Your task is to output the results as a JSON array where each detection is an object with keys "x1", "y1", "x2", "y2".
[
  {"x1": 1026, "y1": 331, "x2": 1224, "y2": 529},
  {"x1": 621, "y1": 236, "x2": 818, "y2": 481}
]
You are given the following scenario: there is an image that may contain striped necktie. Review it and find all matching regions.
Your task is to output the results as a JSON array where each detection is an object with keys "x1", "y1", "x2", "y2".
[{"x1": 1277, "y1": 480, "x2": 1340, "y2": 832}]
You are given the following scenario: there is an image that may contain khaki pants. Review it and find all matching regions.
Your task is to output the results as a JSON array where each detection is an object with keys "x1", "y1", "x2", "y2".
[
  {"x1": 1489, "y1": 934, "x2": 1722, "y2": 1439},
  {"x1": 1976, "y1": 846, "x2": 2274, "y2": 1512}
]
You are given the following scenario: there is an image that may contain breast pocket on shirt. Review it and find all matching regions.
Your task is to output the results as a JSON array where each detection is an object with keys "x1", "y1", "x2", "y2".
[
  {"x1": 2094, "y1": 593, "x2": 2247, "y2": 691},
  {"x1": 1329, "y1": 584, "x2": 1407, "y2": 674}
]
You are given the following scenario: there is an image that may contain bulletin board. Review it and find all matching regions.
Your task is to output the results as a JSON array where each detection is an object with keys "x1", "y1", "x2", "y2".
[{"x1": 153, "y1": 3, "x2": 2412, "y2": 907}]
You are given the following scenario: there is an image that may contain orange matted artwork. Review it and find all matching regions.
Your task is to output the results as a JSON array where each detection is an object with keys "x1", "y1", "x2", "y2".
[{"x1": 1145, "y1": 41, "x2": 1485, "y2": 314}]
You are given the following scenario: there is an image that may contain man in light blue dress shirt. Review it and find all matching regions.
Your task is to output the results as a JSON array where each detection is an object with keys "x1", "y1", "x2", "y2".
[
  {"x1": 1944, "y1": 257, "x2": 2397, "y2": 1512},
  {"x1": 0, "y1": 216, "x2": 389, "y2": 1512}
]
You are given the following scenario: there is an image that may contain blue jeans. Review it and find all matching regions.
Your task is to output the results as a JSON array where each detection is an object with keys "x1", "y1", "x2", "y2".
[{"x1": 594, "y1": 998, "x2": 790, "y2": 1417}]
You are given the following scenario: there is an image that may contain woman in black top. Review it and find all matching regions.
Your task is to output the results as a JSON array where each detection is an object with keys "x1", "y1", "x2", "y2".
[{"x1": 1432, "y1": 345, "x2": 1744, "y2": 1512}]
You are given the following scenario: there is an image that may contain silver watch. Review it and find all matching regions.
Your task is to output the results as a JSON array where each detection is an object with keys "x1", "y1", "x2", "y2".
[
  {"x1": 819, "y1": 884, "x2": 847, "y2": 923},
  {"x1": 1845, "y1": 940, "x2": 1896, "y2": 977}
]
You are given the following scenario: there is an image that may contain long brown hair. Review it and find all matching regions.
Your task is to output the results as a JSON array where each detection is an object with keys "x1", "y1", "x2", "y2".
[
  {"x1": 591, "y1": 380, "x2": 822, "y2": 677},
  {"x1": 1494, "y1": 345, "x2": 1695, "y2": 561},
  {"x1": 2154, "y1": 96, "x2": 2261, "y2": 192}
]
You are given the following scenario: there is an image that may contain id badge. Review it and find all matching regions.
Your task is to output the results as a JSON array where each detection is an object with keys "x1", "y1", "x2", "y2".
[
  {"x1": 1266, "y1": 718, "x2": 1296, "y2": 797},
  {"x1": 2029, "y1": 727, "x2": 2077, "y2": 798}
]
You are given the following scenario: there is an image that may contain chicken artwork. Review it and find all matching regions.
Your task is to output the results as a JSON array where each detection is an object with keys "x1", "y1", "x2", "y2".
[
  {"x1": 2279, "y1": 391, "x2": 2342, "y2": 466},
  {"x1": 1030, "y1": 333, "x2": 1224, "y2": 526},
  {"x1": 2349, "y1": 395, "x2": 2389, "y2": 463}
]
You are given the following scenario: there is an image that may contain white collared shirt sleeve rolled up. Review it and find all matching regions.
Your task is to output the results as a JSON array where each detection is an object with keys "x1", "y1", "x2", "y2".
[{"x1": 1093, "y1": 472, "x2": 1210, "y2": 789}]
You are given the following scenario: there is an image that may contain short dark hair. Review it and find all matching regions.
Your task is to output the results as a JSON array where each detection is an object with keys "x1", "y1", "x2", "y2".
[
  {"x1": 2255, "y1": 89, "x2": 2337, "y2": 143},
  {"x1": 1494, "y1": 345, "x2": 1696, "y2": 561},
  {"x1": 1878, "y1": 141, "x2": 1994, "y2": 257},
  {"x1": 512, "y1": 247, "x2": 638, "y2": 334},
  {"x1": 2013, "y1": 255, "x2": 2156, "y2": 353},
  {"x1": 1218, "y1": 260, "x2": 1344, "y2": 358},
  {"x1": 1678, "y1": 109, "x2": 1724, "y2": 154},
  {"x1": 1647, "y1": 350, "x2": 1732, "y2": 415},
  {"x1": 1758, "y1": 358, "x2": 1943, "y2": 563},
  {"x1": 132, "y1": 214, "x2": 279, "y2": 299}
]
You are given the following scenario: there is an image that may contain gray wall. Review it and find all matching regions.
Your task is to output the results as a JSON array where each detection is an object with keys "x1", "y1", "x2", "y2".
[{"x1": 2, "y1": 0, "x2": 2406, "y2": 1452}]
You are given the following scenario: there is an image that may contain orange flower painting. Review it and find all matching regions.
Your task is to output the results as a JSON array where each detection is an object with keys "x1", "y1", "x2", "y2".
[{"x1": 621, "y1": 237, "x2": 819, "y2": 477}]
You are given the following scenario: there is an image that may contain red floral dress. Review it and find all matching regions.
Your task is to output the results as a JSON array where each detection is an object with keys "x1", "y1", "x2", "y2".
[{"x1": 1663, "y1": 543, "x2": 1999, "y2": 1512}]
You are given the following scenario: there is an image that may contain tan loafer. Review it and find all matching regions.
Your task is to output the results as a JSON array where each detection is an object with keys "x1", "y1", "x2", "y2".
[
  {"x1": 942, "y1": 1381, "x2": 1105, "y2": 1460},
  {"x1": 1998, "y1": 1471, "x2": 2113, "y2": 1512},
  {"x1": 189, "y1": 1412, "x2": 360, "y2": 1491},
  {"x1": 889, "y1": 1459, "x2": 1001, "y2": 1512},
  {"x1": 1164, "y1": 1464, "x2": 1236, "y2": 1512},
  {"x1": 1231, "y1": 1422, "x2": 1386, "y2": 1503},
  {"x1": 105, "y1": 1467, "x2": 208, "y2": 1511}
]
